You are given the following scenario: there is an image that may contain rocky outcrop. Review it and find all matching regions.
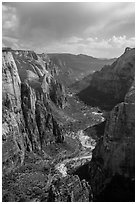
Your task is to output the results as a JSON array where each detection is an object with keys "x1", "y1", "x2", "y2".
[
  {"x1": 78, "y1": 48, "x2": 135, "y2": 110},
  {"x1": 2, "y1": 49, "x2": 66, "y2": 174},
  {"x1": 88, "y1": 82, "x2": 135, "y2": 201},
  {"x1": 47, "y1": 175, "x2": 92, "y2": 201}
]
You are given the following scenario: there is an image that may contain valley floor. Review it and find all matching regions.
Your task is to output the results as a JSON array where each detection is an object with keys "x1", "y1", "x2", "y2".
[{"x1": 2, "y1": 91, "x2": 105, "y2": 202}]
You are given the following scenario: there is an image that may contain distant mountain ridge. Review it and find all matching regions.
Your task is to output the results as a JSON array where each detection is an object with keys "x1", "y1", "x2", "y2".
[{"x1": 48, "y1": 53, "x2": 116, "y2": 86}]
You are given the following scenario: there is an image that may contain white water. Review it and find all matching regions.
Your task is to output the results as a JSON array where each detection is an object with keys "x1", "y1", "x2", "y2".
[
  {"x1": 55, "y1": 130, "x2": 96, "y2": 177},
  {"x1": 56, "y1": 153, "x2": 92, "y2": 178},
  {"x1": 56, "y1": 163, "x2": 68, "y2": 177},
  {"x1": 77, "y1": 130, "x2": 96, "y2": 150}
]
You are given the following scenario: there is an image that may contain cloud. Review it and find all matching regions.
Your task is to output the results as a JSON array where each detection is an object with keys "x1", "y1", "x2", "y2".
[
  {"x1": 2, "y1": 4, "x2": 18, "y2": 37},
  {"x1": 2, "y1": 2, "x2": 135, "y2": 58},
  {"x1": 42, "y1": 35, "x2": 134, "y2": 58},
  {"x1": 82, "y1": 36, "x2": 135, "y2": 58},
  {"x1": 109, "y1": 36, "x2": 135, "y2": 48}
]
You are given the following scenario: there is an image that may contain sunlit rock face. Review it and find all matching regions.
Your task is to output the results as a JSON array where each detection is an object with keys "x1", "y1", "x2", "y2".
[
  {"x1": 2, "y1": 49, "x2": 66, "y2": 174},
  {"x1": 2, "y1": 51, "x2": 28, "y2": 174},
  {"x1": 78, "y1": 48, "x2": 135, "y2": 110},
  {"x1": 88, "y1": 82, "x2": 135, "y2": 201}
]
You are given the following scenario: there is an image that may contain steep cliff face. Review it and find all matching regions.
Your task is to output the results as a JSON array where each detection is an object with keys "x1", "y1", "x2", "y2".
[
  {"x1": 88, "y1": 82, "x2": 135, "y2": 201},
  {"x1": 2, "y1": 49, "x2": 66, "y2": 174},
  {"x1": 2, "y1": 51, "x2": 28, "y2": 174},
  {"x1": 78, "y1": 48, "x2": 135, "y2": 110}
]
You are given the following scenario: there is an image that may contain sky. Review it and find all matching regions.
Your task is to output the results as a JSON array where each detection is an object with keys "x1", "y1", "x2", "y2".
[{"x1": 2, "y1": 2, "x2": 135, "y2": 58}]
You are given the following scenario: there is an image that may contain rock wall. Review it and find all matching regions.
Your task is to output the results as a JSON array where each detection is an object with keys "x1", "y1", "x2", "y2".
[
  {"x1": 73, "y1": 48, "x2": 135, "y2": 201},
  {"x1": 78, "y1": 48, "x2": 135, "y2": 110},
  {"x1": 2, "y1": 49, "x2": 66, "y2": 174},
  {"x1": 88, "y1": 82, "x2": 135, "y2": 200}
]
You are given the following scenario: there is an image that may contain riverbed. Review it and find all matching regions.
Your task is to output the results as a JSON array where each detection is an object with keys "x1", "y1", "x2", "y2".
[
  {"x1": 55, "y1": 109, "x2": 105, "y2": 177},
  {"x1": 55, "y1": 129, "x2": 96, "y2": 177}
]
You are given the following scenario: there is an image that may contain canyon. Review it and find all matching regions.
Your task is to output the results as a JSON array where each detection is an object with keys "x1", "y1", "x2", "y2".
[
  {"x1": 2, "y1": 47, "x2": 135, "y2": 202},
  {"x1": 48, "y1": 53, "x2": 116, "y2": 86}
]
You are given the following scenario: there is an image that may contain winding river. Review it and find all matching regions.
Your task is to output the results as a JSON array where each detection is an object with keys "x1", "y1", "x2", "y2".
[
  {"x1": 55, "y1": 129, "x2": 98, "y2": 177},
  {"x1": 55, "y1": 112, "x2": 105, "y2": 177}
]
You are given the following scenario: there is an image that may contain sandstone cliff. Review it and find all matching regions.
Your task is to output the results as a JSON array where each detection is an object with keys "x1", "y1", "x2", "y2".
[
  {"x1": 78, "y1": 47, "x2": 135, "y2": 110},
  {"x1": 88, "y1": 82, "x2": 135, "y2": 201},
  {"x1": 2, "y1": 49, "x2": 66, "y2": 174}
]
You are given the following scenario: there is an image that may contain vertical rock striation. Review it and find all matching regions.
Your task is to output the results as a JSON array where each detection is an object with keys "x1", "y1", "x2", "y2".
[
  {"x1": 2, "y1": 51, "x2": 28, "y2": 174},
  {"x1": 2, "y1": 49, "x2": 66, "y2": 174}
]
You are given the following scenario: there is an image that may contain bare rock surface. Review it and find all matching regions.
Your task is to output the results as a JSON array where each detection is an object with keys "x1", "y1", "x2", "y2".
[
  {"x1": 77, "y1": 48, "x2": 135, "y2": 110},
  {"x1": 2, "y1": 49, "x2": 66, "y2": 174},
  {"x1": 88, "y1": 82, "x2": 135, "y2": 201}
]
